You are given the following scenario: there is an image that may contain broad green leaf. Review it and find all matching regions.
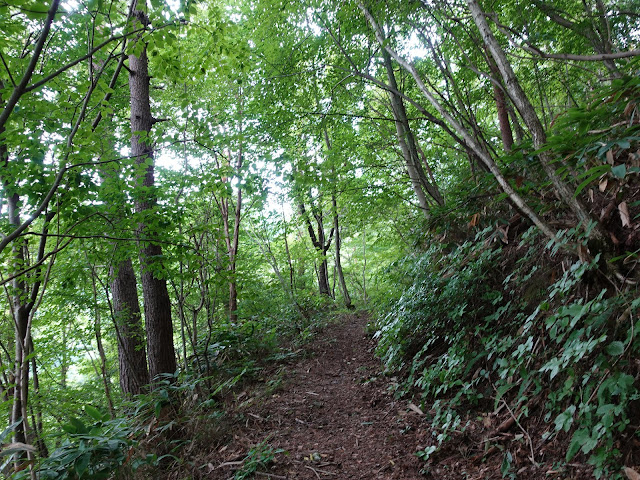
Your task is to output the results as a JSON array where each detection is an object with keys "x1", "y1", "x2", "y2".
[
  {"x1": 606, "y1": 340, "x2": 625, "y2": 356},
  {"x1": 611, "y1": 164, "x2": 626, "y2": 179},
  {"x1": 84, "y1": 405, "x2": 103, "y2": 422}
]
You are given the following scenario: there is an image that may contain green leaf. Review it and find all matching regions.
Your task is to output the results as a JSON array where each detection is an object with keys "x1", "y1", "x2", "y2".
[
  {"x1": 574, "y1": 165, "x2": 610, "y2": 197},
  {"x1": 24, "y1": 2, "x2": 49, "y2": 19},
  {"x1": 69, "y1": 418, "x2": 88, "y2": 434},
  {"x1": 75, "y1": 452, "x2": 91, "y2": 477},
  {"x1": 605, "y1": 340, "x2": 625, "y2": 356},
  {"x1": 84, "y1": 405, "x2": 103, "y2": 422},
  {"x1": 611, "y1": 164, "x2": 626, "y2": 179},
  {"x1": 566, "y1": 428, "x2": 589, "y2": 461},
  {"x1": 0, "y1": 419, "x2": 23, "y2": 443}
]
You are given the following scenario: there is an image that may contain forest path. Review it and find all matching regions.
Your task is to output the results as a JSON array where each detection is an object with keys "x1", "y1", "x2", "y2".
[{"x1": 209, "y1": 313, "x2": 426, "y2": 479}]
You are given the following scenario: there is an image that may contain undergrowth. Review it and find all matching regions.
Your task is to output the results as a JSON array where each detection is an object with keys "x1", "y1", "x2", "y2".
[
  {"x1": 5, "y1": 303, "x2": 338, "y2": 480},
  {"x1": 374, "y1": 70, "x2": 640, "y2": 479},
  {"x1": 375, "y1": 225, "x2": 640, "y2": 478}
]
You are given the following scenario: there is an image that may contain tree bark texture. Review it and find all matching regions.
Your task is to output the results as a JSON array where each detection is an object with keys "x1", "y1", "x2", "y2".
[
  {"x1": 486, "y1": 53, "x2": 514, "y2": 152},
  {"x1": 110, "y1": 258, "x2": 150, "y2": 395},
  {"x1": 466, "y1": 0, "x2": 598, "y2": 236},
  {"x1": 129, "y1": 3, "x2": 177, "y2": 381}
]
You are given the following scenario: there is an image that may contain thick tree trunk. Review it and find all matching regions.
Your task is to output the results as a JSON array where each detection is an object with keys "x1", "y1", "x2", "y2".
[
  {"x1": 317, "y1": 256, "x2": 331, "y2": 297},
  {"x1": 110, "y1": 258, "x2": 150, "y2": 396},
  {"x1": 129, "y1": 3, "x2": 176, "y2": 381}
]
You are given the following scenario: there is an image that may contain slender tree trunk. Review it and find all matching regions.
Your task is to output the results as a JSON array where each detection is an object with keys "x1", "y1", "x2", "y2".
[
  {"x1": 320, "y1": 127, "x2": 352, "y2": 308},
  {"x1": 486, "y1": 54, "x2": 514, "y2": 152},
  {"x1": 129, "y1": 2, "x2": 176, "y2": 381},
  {"x1": 220, "y1": 160, "x2": 243, "y2": 323},
  {"x1": 28, "y1": 353, "x2": 47, "y2": 458},
  {"x1": 333, "y1": 195, "x2": 352, "y2": 308},
  {"x1": 282, "y1": 207, "x2": 296, "y2": 294},
  {"x1": 467, "y1": 0, "x2": 599, "y2": 239},
  {"x1": 7, "y1": 192, "x2": 29, "y2": 447},
  {"x1": 90, "y1": 267, "x2": 115, "y2": 415},
  {"x1": 359, "y1": 3, "x2": 559, "y2": 244},
  {"x1": 362, "y1": 227, "x2": 367, "y2": 305},
  {"x1": 382, "y1": 49, "x2": 444, "y2": 212}
]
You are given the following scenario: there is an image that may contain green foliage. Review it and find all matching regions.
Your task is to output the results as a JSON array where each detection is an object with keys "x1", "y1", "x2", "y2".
[
  {"x1": 12, "y1": 411, "x2": 143, "y2": 480},
  {"x1": 233, "y1": 437, "x2": 285, "y2": 480},
  {"x1": 375, "y1": 228, "x2": 501, "y2": 378},
  {"x1": 376, "y1": 225, "x2": 640, "y2": 477}
]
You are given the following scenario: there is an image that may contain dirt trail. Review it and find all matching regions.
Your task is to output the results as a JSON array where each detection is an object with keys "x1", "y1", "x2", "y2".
[{"x1": 211, "y1": 313, "x2": 426, "y2": 479}]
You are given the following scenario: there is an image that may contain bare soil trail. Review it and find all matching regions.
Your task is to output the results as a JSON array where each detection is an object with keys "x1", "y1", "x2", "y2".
[{"x1": 209, "y1": 313, "x2": 426, "y2": 479}]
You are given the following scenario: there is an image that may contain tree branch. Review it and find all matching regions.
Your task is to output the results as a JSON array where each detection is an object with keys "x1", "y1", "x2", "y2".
[{"x1": 0, "y1": 0, "x2": 60, "y2": 133}]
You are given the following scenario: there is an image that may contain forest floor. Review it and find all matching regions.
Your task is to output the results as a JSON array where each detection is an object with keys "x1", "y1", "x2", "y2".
[
  {"x1": 197, "y1": 312, "x2": 558, "y2": 480},
  {"x1": 203, "y1": 312, "x2": 428, "y2": 479}
]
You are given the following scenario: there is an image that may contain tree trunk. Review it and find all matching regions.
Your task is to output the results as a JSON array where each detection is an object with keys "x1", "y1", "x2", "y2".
[
  {"x1": 333, "y1": 195, "x2": 352, "y2": 308},
  {"x1": 467, "y1": 0, "x2": 599, "y2": 238},
  {"x1": 321, "y1": 127, "x2": 352, "y2": 308},
  {"x1": 7, "y1": 192, "x2": 29, "y2": 448},
  {"x1": 90, "y1": 267, "x2": 115, "y2": 415},
  {"x1": 299, "y1": 202, "x2": 334, "y2": 297},
  {"x1": 486, "y1": 53, "x2": 514, "y2": 152},
  {"x1": 109, "y1": 258, "x2": 150, "y2": 396},
  {"x1": 359, "y1": 3, "x2": 560, "y2": 244},
  {"x1": 129, "y1": 2, "x2": 176, "y2": 381},
  {"x1": 382, "y1": 49, "x2": 444, "y2": 212},
  {"x1": 362, "y1": 227, "x2": 367, "y2": 305}
]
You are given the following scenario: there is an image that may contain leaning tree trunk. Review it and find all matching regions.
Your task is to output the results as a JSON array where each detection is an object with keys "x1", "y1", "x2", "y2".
[
  {"x1": 129, "y1": 1, "x2": 176, "y2": 381},
  {"x1": 382, "y1": 49, "x2": 444, "y2": 213},
  {"x1": 359, "y1": 3, "x2": 559, "y2": 244},
  {"x1": 467, "y1": 0, "x2": 601, "y2": 240}
]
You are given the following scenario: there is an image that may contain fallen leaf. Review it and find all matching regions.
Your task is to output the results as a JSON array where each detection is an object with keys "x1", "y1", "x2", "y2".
[
  {"x1": 497, "y1": 226, "x2": 509, "y2": 244},
  {"x1": 607, "y1": 149, "x2": 615, "y2": 165},
  {"x1": 408, "y1": 403, "x2": 424, "y2": 415},
  {"x1": 619, "y1": 201, "x2": 631, "y2": 227},
  {"x1": 599, "y1": 177, "x2": 608, "y2": 192},
  {"x1": 624, "y1": 101, "x2": 637, "y2": 117},
  {"x1": 469, "y1": 213, "x2": 479, "y2": 228},
  {"x1": 624, "y1": 466, "x2": 640, "y2": 480}
]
